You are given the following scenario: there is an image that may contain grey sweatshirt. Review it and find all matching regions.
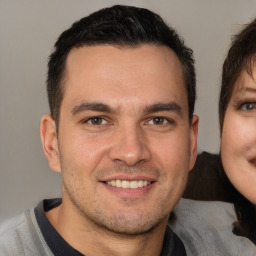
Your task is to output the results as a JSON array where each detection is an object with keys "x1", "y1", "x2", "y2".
[{"x1": 170, "y1": 198, "x2": 256, "y2": 256}]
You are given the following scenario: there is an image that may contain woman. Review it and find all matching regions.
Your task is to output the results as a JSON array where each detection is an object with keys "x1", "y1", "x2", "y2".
[
  {"x1": 171, "y1": 18, "x2": 256, "y2": 256},
  {"x1": 219, "y1": 17, "x2": 256, "y2": 244}
]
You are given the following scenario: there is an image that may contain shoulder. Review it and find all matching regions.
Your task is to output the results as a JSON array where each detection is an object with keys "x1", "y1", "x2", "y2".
[
  {"x1": 170, "y1": 198, "x2": 256, "y2": 256},
  {"x1": 0, "y1": 210, "x2": 30, "y2": 239},
  {"x1": 0, "y1": 207, "x2": 53, "y2": 256},
  {"x1": 174, "y1": 198, "x2": 236, "y2": 227},
  {"x1": 0, "y1": 210, "x2": 31, "y2": 255}
]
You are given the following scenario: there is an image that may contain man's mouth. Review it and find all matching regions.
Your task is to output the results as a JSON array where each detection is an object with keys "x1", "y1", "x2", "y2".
[{"x1": 104, "y1": 180, "x2": 152, "y2": 189}]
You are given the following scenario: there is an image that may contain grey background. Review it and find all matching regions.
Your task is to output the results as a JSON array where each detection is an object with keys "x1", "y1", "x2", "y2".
[{"x1": 1, "y1": 0, "x2": 256, "y2": 221}]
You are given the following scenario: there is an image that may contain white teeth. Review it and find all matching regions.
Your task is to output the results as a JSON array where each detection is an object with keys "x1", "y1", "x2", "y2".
[
  {"x1": 105, "y1": 179, "x2": 152, "y2": 189},
  {"x1": 116, "y1": 179, "x2": 122, "y2": 187},
  {"x1": 138, "y1": 180, "x2": 144, "y2": 187},
  {"x1": 122, "y1": 180, "x2": 130, "y2": 188},
  {"x1": 129, "y1": 181, "x2": 138, "y2": 189}
]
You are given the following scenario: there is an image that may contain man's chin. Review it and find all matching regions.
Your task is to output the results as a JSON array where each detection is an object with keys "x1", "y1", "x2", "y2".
[{"x1": 91, "y1": 213, "x2": 167, "y2": 236}]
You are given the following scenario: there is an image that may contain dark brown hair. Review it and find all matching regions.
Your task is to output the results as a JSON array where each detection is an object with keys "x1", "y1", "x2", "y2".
[
  {"x1": 47, "y1": 5, "x2": 196, "y2": 130},
  {"x1": 219, "y1": 18, "x2": 256, "y2": 244}
]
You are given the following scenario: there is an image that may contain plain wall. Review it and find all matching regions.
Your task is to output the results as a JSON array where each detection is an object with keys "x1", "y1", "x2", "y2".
[{"x1": 1, "y1": 0, "x2": 256, "y2": 221}]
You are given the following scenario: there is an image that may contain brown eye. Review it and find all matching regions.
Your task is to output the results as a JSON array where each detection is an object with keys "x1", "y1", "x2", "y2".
[
  {"x1": 149, "y1": 117, "x2": 167, "y2": 125},
  {"x1": 153, "y1": 117, "x2": 164, "y2": 125},
  {"x1": 87, "y1": 117, "x2": 106, "y2": 125}
]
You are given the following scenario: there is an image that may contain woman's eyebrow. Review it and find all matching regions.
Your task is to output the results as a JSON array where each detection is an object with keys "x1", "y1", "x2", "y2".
[{"x1": 235, "y1": 86, "x2": 256, "y2": 94}]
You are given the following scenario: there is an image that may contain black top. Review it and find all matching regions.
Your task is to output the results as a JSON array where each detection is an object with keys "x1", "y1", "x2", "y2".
[{"x1": 35, "y1": 199, "x2": 186, "y2": 256}]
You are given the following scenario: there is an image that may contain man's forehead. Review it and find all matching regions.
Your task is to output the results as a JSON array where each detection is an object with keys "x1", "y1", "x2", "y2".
[
  {"x1": 66, "y1": 44, "x2": 181, "y2": 69},
  {"x1": 64, "y1": 44, "x2": 184, "y2": 88},
  {"x1": 61, "y1": 44, "x2": 188, "y2": 115}
]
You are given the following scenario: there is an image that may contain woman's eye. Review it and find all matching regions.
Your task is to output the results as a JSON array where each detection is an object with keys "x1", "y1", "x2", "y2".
[
  {"x1": 86, "y1": 117, "x2": 106, "y2": 125},
  {"x1": 240, "y1": 103, "x2": 256, "y2": 111},
  {"x1": 148, "y1": 117, "x2": 168, "y2": 125}
]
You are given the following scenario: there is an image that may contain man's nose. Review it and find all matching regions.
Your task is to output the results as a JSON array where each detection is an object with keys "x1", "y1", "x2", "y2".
[{"x1": 108, "y1": 125, "x2": 151, "y2": 166}]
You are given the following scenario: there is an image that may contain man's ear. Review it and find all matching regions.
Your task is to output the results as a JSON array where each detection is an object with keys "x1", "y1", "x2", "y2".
[
  {"x1": 40, "y1": 114, "x2": 61, "y2": 173},
  {"x1": 189, "y1": 115, "x2": 199, "y2": 172}
]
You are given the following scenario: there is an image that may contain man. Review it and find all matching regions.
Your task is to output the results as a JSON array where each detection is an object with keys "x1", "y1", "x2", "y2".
[{"x1": 0, "y1": 5, "x2": 198, "y2": 256}]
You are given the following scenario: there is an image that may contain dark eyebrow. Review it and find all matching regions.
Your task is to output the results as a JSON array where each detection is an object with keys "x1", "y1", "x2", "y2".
[
  {"x1": 143, "y1": 102, "x2": 182, "y2": 115},
  {"x1": 72, "y1": 101, "x2": 182, "y2": 116},
  {"x1": 71, "y1": 102, "x2": 116, "y2": 115}
]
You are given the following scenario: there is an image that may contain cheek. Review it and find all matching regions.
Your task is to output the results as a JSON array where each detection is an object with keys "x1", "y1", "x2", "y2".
[
  {"x1": 221, "y1": 121, "x2": 239, "y2": 155},
  {"x1": 221, "y1": 115, "x2": 256, "y2": 203},
  {"x1": 153, "y1": 133, "x2": 190, "y2": 186},
  {"x1": 221, "y1": 115, "x2": 256, "y2": 178},
  {"x1": 222, "y1": 116, "x2": 256, "y2": 155},
  {"x1": 153, "y1": 133, "x2": 190, "y2": 163},
  {"x1": 221, "y1": 118, "x2": 243, "y2": 170},
  {"x1": 59, "y1": 130, "x2": 110, "y2": 171}
]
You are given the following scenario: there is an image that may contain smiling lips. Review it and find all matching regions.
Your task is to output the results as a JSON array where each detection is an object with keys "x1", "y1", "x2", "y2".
[{"x1": 104, "y1": 180, "x2": 152, "y2": 189}]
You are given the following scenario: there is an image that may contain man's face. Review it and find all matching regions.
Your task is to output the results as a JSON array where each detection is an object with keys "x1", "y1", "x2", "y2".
[{"x1": 47, "y1": 44, "x2": 198, "y2": 235}]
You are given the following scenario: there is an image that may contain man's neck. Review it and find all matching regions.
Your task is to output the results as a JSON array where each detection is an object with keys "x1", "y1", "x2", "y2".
[{"x1": 46, "y1": 201, "x2": 168, "y2": 256}]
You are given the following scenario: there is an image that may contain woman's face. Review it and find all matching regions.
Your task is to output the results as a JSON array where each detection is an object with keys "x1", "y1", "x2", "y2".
[{"x1": 221, "y1": 67, "x2": 256, "y2": 204}]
